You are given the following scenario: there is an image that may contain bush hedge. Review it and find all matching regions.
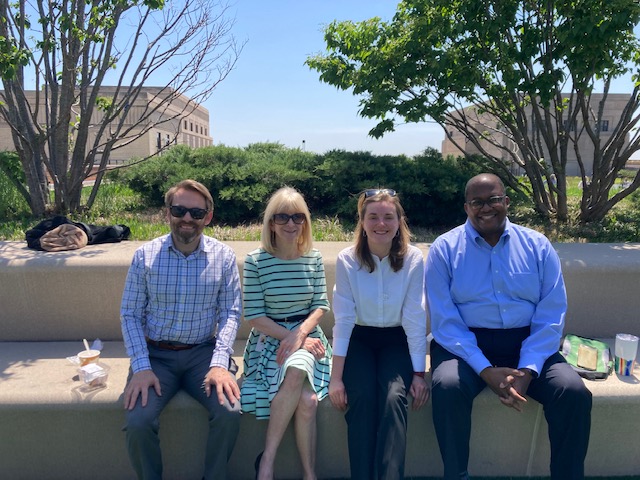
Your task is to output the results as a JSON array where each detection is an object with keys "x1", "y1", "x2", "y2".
[{"x1": 109, "y1": 143, "x2": 483, "y2": 229}]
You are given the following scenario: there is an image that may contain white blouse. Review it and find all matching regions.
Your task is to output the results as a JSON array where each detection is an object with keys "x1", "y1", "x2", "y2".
[{"x1": 332, "y1": 244, "x2": 427, "y2": 372}]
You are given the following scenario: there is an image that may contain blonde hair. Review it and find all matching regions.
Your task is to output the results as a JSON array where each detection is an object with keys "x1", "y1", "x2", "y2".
[
  {"x1": 261, "y1": 186, "x2": 313, "y2": 255},
  {"x1": 354, "y1": 190, "x2": 409, "y2": 273},
  {"x1": 165, "y1": 179, "x2": 214, "y2": 212}
]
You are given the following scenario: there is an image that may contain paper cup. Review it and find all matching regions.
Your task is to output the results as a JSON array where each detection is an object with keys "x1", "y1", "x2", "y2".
[
  {"x1": 77, "y1": 349, "x2": 101, "y2": 366},
  {"x1": 614, "y1": 333, "x2": 638, "y2": 376}
]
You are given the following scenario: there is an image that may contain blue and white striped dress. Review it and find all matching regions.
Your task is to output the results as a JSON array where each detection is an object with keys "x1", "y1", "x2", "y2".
[{"x1": 240, "y1": 247, "x2": 332, "y2": 419}]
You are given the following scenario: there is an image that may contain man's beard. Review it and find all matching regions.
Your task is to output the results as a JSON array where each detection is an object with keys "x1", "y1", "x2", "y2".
[{"x1": 172, "y1": 221, "x2": 201, "y2": 246}]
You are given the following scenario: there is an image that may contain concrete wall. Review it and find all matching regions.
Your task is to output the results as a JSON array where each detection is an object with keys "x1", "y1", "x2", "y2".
[{"x1": 2, "y1": 241, "x2": 640, "y2": 342}]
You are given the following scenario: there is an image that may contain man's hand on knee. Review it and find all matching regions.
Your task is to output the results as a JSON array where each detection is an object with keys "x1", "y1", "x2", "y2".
[
  {"x1": 204, "y1": 366, "x2": 241, "y2": 406},
  {"x1": 124, "y1": 369, "x2": 162, "y2": 410}
]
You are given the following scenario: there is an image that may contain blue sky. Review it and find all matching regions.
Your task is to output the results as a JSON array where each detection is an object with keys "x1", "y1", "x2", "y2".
[
  {"x1": 206, "y1": 0, "x2": 445, "y2": 156},
  {"x1": 206, "y1": 1, "x2": 640, "y2": 158}
]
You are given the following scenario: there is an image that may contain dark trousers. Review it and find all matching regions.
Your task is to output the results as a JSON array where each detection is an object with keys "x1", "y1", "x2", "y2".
[
  {"x1": 431, "y1": 327, "x2": 592, "y2": 480},
  {"x1": 124, "y1": 341, "x2": 241, "y2": 480},
  {"x1": 343, "y1": 325, "x2": 413, "y2": 480}
]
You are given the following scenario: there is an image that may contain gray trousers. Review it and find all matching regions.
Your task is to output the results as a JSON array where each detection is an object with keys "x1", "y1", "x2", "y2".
[
  {"x1": 343, "y1": 325, "x2": 413, "y2": 480},
  {"x1": 124, "y1": 340, "x2": 241, "y2": 480},
  {"x1": 431, "y1": 327, "x2": 592, "y2": 480}
]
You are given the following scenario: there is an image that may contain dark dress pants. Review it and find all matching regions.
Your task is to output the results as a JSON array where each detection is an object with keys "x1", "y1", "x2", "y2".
[
  {"x1": 430, "y1": 328, "x2": 592, "y2": 480},
  {"x1": 124, "y1": 341, "x2": 241, "y2": 480},
  {"x1": 343, "y1": 325, "x2": 413, "y2": 480}
]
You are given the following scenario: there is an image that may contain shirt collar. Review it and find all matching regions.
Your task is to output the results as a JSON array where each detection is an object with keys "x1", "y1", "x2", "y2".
[
  {"x1": 165, "y1": 233, "x2": 207, "y2": 258},
  {"x1": 464, "y1": 218, "x2": 512, "y2": 245}
]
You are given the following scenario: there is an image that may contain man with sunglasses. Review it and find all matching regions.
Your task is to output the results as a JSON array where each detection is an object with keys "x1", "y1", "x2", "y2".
[
  {"x1": 121, "y1": 179, "x2": 242, "y2": 480},
  {"x1": 425, "y1": 173, "x2": 591, "y2": 479}
]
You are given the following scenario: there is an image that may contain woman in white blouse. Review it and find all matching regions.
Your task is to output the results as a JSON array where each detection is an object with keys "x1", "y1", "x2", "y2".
[{"x1": 330, "y1": 188, "x2": 429, "y2": 480}]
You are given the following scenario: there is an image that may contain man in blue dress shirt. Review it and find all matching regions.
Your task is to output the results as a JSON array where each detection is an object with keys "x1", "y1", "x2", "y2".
[
  {"x1": 425, "y1": 173, "x2": 591, "y2": 479},
  {"x1": 121, "y1": 179, "x2": 242, "y2": 480}
]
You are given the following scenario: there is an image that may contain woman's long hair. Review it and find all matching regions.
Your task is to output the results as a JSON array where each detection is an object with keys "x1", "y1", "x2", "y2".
[{"x1": 354, "y1": 190, "x2": 410, "y2": 273}]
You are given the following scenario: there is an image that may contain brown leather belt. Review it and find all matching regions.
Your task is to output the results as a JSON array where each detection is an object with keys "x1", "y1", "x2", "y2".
[{"x1": 146, "y1": 339, "x2": 199, "y2": 351}]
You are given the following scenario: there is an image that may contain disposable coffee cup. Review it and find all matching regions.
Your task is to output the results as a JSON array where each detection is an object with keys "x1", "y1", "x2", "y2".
[
  {"x1": 77, "y1": 349, "x2": 101, "y2": 366},
  {"x1": 614, "y1": 333, "x2": 638, "y2": 376}
]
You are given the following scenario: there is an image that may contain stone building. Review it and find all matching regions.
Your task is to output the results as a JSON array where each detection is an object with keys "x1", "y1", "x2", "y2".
[
  {"x1": 441, "y1": 93, "x2": 631, "y2": 176},
  {"x1": 0, "y1": 86, "x2": 212, "y2": 165}
]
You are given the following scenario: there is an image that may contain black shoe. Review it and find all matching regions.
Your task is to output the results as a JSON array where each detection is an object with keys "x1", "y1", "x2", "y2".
[{"x1": 254, "y1": 451, "x2": 263, "y2": 480}]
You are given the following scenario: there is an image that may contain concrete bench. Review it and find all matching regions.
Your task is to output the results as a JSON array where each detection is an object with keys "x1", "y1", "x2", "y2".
[{"x1": 1, "y1": 240, "x2": 639, "y2": 479}]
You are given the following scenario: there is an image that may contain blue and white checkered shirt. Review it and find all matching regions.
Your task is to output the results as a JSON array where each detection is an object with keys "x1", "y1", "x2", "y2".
[{"x1": 121, "y1": 234, "x2": 242, "y2": 373}]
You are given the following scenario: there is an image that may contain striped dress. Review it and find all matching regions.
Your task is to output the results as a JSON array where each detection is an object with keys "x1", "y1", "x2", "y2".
[{"x1": 240, "y1": 248, "x2": 332, "y2": 419}]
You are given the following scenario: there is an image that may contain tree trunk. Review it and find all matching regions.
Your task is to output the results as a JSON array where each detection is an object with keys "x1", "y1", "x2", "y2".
[{"x1": 21, "y1": 152, "x2": 49, "y2": 216}]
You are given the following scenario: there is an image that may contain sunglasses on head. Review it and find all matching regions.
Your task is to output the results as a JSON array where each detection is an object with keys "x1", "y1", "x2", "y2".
[
  {"x1": 363, "y1": 188, "x2": 397, "y2": 198},
  {"x1": 169, "y1": 205, "x2": 209, "y2": 220},
  {"x1": 272, "y1": 213, "x2": 306, "y2": 225}
]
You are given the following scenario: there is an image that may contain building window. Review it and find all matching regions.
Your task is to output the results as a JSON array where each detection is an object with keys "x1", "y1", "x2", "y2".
[
  {"x1": 600, "y1": 120, "x2": 609, "y2": 132},
  {"x1": 190, "y1": 122, "x2": 193, "y2": 132},
  {"x1": 157, "y1": 132, "x2": 162, "y2": 151},
  {"x1": 184, "y1": 120, "x2": 187, "y2": 130}
]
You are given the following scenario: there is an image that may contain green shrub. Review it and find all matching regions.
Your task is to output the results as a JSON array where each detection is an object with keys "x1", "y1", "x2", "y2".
[
  {"x1": 111, "y1": 144, "x2": 487, "y2": 228},
  {"x1": 109, "y1": 145, "x2": 200, "y2": 207},
  {"x1": 0, "y1": 151, "x2": 30, "y2": 219},
  {"x1": 113, "y1": 143, "x2": 323, "y2": 224},
  {"x1": 310, "y1": 148, "x2": 482, "y2": 228}
]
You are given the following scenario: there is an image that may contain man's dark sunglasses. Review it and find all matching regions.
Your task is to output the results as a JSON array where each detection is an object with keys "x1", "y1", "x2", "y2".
[
  {"x1": 272, "y1": 213, "x2": 306, "y2": 225},
  {"x1": 169, "y1": 205, "x2": 209, "y2": 220},
  {"x1": 363, "y1": 188, "x2": 397, "y2": 198}
]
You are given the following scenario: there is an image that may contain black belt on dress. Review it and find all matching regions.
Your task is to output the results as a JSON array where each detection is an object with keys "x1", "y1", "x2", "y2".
[
  {"x1": 273, "y1": 314, "x2": 307, "y2": 323},
  {"x1": 146, "y1": 338, "x2": 199, "y2": 351}
]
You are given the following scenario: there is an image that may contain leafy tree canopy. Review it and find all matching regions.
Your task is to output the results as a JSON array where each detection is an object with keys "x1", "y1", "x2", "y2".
[{"x1": 307, "y1": 0, "x2": 640, "y2": 223}]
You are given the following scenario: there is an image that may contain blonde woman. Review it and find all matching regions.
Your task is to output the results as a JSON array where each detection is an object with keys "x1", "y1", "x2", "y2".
[{"x1": 241, "y1": 186, "x2": 332, "y2": 480}]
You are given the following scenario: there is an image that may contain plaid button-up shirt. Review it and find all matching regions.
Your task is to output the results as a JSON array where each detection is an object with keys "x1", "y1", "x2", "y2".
[{"x1": 121, "y1": 234, "x2": 242, "y2": 373}]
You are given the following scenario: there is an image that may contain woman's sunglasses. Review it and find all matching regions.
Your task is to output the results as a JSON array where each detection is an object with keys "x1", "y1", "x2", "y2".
[
  {"x1": 272, "y1": 213, "x2": 306, "y2": 225},
  {"x1": 363, "y1": 189, "x2": 397, "y2": 198}
]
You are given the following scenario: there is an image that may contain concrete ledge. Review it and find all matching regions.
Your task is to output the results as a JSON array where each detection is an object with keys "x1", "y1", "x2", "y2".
[
  {"x1": 1, "y1": 341, "x2": 639, "y2": 479},
  {"x1": 3, "y1": 241, "x2": 640, "y2": 341},
  {"x1": 2, "y1": 241, "x2": 640, "y2": 477},
  {"x1": 0, "y1": 241, "x2": 347, "y2": 342}
]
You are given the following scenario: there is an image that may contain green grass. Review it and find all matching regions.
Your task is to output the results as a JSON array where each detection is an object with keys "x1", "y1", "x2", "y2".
[
  {"x1": 3, "y1": 178, "x2": 640, "y2": 243},
  {"x1": 0, "y1": 183, "x2": 444, "y2": 243}
]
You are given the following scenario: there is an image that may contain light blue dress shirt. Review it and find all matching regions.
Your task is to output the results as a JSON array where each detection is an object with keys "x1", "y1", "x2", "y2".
[
  {"x1": 425, "y1": 219, "x2": 566, "y2": 375},
  {"x1": 121, "y1": 234, "x2": 242, "y2": 373}
]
